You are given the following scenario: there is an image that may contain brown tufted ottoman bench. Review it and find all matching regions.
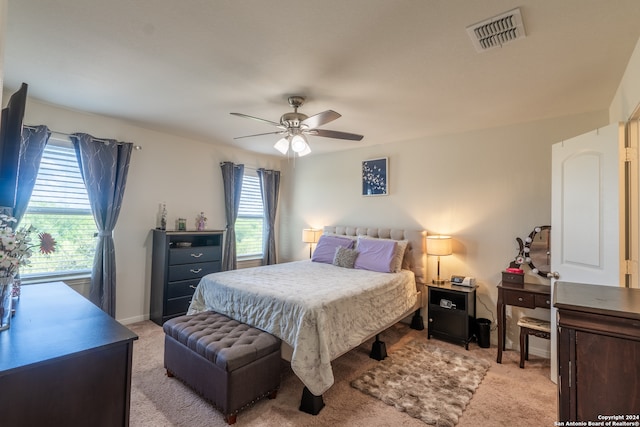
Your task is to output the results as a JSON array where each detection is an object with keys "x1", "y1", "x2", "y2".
[{"x1": 163, "y1": 311, "x2": 281, "y2": 424}]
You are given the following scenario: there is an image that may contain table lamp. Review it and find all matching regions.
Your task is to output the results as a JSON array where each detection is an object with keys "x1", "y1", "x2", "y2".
[
  {"x1": 427, "y1": 235, "x2": 452, "y2": 285},
  {"x1": 302, "y1": 229, "x2": 322, "y2": 258}
]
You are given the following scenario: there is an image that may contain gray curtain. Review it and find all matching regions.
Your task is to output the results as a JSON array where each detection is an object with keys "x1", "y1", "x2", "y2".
[
  {"x1": 257, "y1": 168, "x2": 280, "y2": 265},
  {"x1": 220, "y1": 162, "x2": 244, "y2": 271},
  {"x1": 14, "y1": 125, "x2": 50, "y2": 224},
  {"x1": 71, "y1": 133, "x2": 133, "y2": 317}
]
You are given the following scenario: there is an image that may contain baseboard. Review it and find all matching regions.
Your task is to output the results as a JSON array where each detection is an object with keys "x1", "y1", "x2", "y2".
[
  {"x1": 504, "y1": 337, "x2": 550, "y2": 359},
  {"x1": 119, "y1": 314, "x2": 148, "y2": 325}
]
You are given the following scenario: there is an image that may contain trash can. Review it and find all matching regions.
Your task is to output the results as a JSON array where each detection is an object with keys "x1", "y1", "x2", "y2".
[{"x1": 476, "y1": 318, "x2": 491, "y2": 348}]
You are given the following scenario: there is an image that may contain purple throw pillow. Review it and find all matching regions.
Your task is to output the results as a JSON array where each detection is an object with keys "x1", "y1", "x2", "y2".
[
  {"x1": 311, "y1": 235, "x2": 355, "y2": 264},
  {"x1": 354, "y1": 237, "x2": 398, "y2": 273}
]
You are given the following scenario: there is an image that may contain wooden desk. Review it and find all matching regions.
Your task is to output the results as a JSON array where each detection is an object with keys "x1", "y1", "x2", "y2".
[
  {"x1": 0, "y1": 282, "x2": 138, "y2": 426},
  {"x1": 496, "y1": 281, "x2": 551, "y2": 363}
]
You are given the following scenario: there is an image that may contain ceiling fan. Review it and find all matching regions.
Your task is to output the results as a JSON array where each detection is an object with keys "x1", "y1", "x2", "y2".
[{"x1": 231, "y1": 96, "x2": 364, "y2": 157}]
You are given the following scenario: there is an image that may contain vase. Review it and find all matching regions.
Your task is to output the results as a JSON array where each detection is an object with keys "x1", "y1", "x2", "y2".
[
  {"x1": 11, "y1": 276, "x2": 21, "y2": 315},
  {"x1": 0, "y1": 276, "x2": 13, "y2": 332}
]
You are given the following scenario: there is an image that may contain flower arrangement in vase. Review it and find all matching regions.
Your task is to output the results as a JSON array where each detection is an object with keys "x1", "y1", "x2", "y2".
[{"x1": 0, "y1": 214, "x2": 56, "y2": 331}]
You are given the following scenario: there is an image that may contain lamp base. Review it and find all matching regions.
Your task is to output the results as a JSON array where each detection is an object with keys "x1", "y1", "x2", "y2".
[{"x1": 432, "y1": 278, "x2": 446, "y2": 285}]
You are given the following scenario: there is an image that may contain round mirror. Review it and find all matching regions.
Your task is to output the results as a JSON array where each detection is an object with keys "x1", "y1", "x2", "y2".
[{"x1": 524, "y1": 225, "x2": 551, "y2": 277}]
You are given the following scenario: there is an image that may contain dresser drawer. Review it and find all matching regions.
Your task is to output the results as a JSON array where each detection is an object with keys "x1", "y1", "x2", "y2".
[
  {"x1": 167, "y1": 279, "x2": 200, "y2": 299},
  {"x1": 169, "y1": 246, "x2": 221, "y2": 265},
  {"x1": 165, "y1": 295, "x2": 193, "y2": 316},
  {"x1": 535, "y1": 294, "x2": 552, "y2": 308},
  {"x1": 503, "y1": 289, "x2": 535, "y2": 308},
  {"x1": 169, "y1": 262, "x2": 220, "y2": 282}
]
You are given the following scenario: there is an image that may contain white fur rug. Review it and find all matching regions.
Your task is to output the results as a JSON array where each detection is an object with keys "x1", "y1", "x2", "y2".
[{"x1": 351, "y1": 340, "x2": 491, "y2": 427}]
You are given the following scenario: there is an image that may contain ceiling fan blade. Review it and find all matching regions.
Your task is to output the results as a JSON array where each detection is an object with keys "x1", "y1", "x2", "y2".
[
  {"x1": 301, "y1": 110, "x2": 341, "y2": 129},
  {"x1": 233, "y1": 131, "x2": 284, "y2": 140},
  {"x1": 230, "y1": 112, "x2": 282, "y2": 128},
  {"x1": 311, "y1": 129, "x2": 364, "y2": 141}
]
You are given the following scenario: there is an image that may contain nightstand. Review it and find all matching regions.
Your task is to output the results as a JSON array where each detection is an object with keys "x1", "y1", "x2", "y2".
[{"x1": 427, "y1": 283, "x2": 477, "y2": 349}]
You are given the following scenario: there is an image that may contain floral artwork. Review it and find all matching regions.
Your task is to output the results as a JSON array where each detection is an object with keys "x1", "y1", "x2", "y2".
[
  {"x1": 0, "y1": 214, "x2": 57, "y2": 278},
  {"x1": 362, "y1": 158, "x2": 388, "y2": 196}
]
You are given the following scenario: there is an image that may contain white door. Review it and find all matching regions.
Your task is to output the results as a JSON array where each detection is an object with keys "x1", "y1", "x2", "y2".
[{"x1": 550, "y1": 122, "x2": 625, "y2": 382}]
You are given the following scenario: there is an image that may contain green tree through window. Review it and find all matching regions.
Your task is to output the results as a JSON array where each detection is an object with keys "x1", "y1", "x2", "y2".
[{"x1": 20, "y1": 139, "x2": 97, "y2": 278}]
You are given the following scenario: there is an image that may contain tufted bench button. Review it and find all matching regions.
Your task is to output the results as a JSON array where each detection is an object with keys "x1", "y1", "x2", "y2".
[{"x1": 163, "y1": 311, "x2": 281, "y2": 424}]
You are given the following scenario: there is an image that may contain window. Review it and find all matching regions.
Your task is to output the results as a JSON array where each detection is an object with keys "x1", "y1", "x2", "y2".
[
  {"x1": 20, "y1": 138, "x2": 97, "y2": 279},
  {"x1": 235, "y1": 173, "x2": 264, "y2": 258}
]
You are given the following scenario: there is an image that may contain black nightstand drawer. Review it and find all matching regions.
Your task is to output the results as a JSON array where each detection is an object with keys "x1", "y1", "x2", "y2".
[{"x1": 430, "y1": 288, "x2": 467, "y2": 311}]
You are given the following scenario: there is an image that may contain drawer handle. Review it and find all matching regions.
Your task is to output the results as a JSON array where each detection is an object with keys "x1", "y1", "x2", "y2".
[
  {"x1": 190, "y1": 253, "x2": 204, "y2": 258},
  {"x1": 546, "y1": 300, "x2": 550, "y2": 305},
  {"x1": 189, "y1": 268, "x2": 202, "y2": 274},
  {"x1": 189, "y1": 285, "x2": 197, "y2": 289},
  {"x1": 518, "y1": 297, "x2": 523, "y2": 302}
]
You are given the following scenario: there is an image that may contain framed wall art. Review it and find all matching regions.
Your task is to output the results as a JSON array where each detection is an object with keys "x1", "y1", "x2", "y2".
[{"x1": 362, "y1": 157, "x2": 388, "y2": 196}]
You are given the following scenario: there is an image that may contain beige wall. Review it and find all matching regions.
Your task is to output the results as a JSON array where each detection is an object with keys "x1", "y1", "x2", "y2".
[
  {"x1": 280, "y1": 110, "x2": 608, "y2": 354},
  {"x1": 611, "y1": 36, "x2": 640, "y2": 122},
  {"x1": 19, "y1": 98, "x2": 284, "y2": 323}
]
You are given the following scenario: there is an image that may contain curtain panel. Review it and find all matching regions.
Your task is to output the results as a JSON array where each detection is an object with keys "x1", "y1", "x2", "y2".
[
  {"x1": 257, "y1": 168, "x2": 280, "y2": 265},
  {"x1": 220, "y1": 162, "x2": 244, "y2": 271},
  {"x1": 14, "y1": 125, "x2": 50, "y2": 224},
  {"x1": 71, "y1": 133, "x2": 133, "y2": 317}
]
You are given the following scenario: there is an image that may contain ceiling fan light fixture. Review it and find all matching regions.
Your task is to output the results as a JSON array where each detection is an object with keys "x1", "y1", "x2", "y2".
[
  {"x1": 291, "y1": 133, "x2": 308, "y2": 152},
  {"x1": 297, "y1": 142, "x2": 311, "y2": 157},
  {"x1": 274, "y1": 137, "x2": 289, "y2": 155}
]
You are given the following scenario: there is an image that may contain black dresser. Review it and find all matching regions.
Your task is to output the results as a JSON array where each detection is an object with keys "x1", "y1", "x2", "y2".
[
  {"x1": 0, "y1": 282, "x2": 138, "y2": 426},
  {"x1": 150, "y1": 229, "x2": 224, "y2": 325}
]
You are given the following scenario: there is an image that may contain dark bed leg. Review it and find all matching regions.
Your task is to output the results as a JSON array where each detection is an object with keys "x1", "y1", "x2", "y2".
[
  {"x1": 370, "y1": 334, "x2": 387, "y2": 360},
  {"x1": 410, "y1": 308, "x2": 425, "y2": 330},
  {"x1": 299, "y1": 386, "x2": 325, "y2": 415}
]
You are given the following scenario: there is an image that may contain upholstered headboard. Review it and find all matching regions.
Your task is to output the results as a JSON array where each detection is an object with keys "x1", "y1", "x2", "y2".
[{"x1": 323, "y1": 225, "x2": 427, "y2": 284}]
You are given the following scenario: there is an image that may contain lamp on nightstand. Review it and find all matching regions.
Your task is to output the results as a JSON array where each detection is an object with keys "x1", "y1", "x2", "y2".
[
  {"x1": 302, "y1": 229, "x2": 322, "y2": 258},
  {"x1": 427, "y1": 235, "x2": 452, "y2": 285}
]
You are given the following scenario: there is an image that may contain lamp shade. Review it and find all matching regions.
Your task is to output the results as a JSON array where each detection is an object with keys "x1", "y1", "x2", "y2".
[
  {"x1": 302, "y1": 228, "x2": 321, "y2": 244},
  {"x1": 427, "y1": 235, "x2": 452, "y2": 256}
]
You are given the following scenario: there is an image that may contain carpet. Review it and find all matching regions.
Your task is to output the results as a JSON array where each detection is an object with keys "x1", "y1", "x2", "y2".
[{"x1": 351, "y1": 340, "x2": 491, "y2": 427}]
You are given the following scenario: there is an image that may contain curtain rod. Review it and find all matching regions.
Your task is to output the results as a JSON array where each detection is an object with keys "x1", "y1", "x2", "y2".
[
  {"x1": 219, "y1": 162, "x2": 258, "y2": 172},
  {"x1": 24, "y1": 125, "x2": 142, "y2": 150}
]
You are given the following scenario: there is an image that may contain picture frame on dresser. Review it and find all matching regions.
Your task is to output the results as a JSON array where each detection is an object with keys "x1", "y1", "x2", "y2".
[{"x1": 362, "y1": 157, "x2": 388, "y2": 196}]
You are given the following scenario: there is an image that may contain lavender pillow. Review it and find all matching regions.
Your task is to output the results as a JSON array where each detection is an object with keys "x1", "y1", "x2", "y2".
[
  {"x1": 311, "y1": 235, "x2": 355, "y2": 264},
  {"x1": 354, "y1": 237, "x2": 398, "y2": 273}
]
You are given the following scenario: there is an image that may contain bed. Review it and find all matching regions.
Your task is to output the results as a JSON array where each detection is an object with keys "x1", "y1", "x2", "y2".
[{"x1": 187, "y1": 226, "x2": 426, "y2": 410}]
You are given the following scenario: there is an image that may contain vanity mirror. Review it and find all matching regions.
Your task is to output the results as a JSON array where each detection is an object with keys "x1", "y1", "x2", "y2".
[{"x1": 512, "y1": 225, "x2": 551, "y2": 278}]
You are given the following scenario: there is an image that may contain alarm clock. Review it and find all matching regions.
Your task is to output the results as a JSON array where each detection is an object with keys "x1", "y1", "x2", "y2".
[{"x1": 451, "y1": 275, "x2": 476, "y2": 287}]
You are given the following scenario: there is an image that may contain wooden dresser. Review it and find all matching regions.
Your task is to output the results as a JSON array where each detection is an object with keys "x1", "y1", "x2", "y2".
[
  {"x1": 150, "y1": 229, "x2": 223, "y2": 325},
  {"x1": 0, "y1": 282, "x2": 138, "y2": 426},
  {"x1": 555, "y1": 281, "x2": 640, "y2": 422}
]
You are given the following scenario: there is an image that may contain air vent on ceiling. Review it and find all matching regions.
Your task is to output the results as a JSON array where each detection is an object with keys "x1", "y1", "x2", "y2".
[{"x1": 466, "y1": 8, "x2": 526, "y2": 52}]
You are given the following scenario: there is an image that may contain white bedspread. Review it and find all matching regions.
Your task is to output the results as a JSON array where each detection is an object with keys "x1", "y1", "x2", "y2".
[{"x1": 187, "y1": 260, "x2": 417, "y2": 396}]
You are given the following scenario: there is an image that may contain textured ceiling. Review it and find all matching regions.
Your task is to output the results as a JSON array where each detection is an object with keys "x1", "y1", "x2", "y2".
[{"x1": 4, "y1": 0, "x2": 640, "y2": 156}]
